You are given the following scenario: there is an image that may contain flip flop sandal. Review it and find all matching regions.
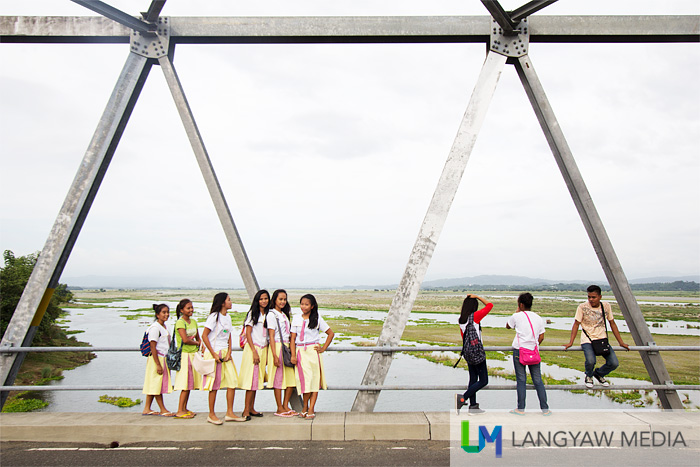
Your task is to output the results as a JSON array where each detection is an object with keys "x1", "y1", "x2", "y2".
[
  {"x1": 285, "y1": 410, "x2": 299, "y2": 416},
  {"x1": 299, "y1": 412, "x2": 308, "y2": 418},
  {"x1": 274, "y1": 412, "x2": 293, "y2": 418},
  {"x1": 175, "y1": 413, "x2": 195, "y2": 419},
  {"x1": 141, "y1": 410, "x2": 159, "y2": 416},
  {"x1": 160, "y1": 412, "x2": 176, "y2": 417},
  {"x1": 305, "y1": 414, "x2": 316, "y2": 420}
]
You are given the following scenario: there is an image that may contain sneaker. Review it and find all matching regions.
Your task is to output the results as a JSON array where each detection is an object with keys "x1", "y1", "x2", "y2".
[
  {"x1": 468, "y1": 404, "x2": 485, "y2": 414},
  {"x1": 456, "y1": 394, "x2": 467, "y2": 414},
  {"x1": 542, "y1": 410, "x2": 552, "y2": 416},
  {"x1": 593, "y1": 373, "x2": 610, "y2": 387},
  {"x1": 584, "y1": 376, "x2": 594, "y2": 388}
]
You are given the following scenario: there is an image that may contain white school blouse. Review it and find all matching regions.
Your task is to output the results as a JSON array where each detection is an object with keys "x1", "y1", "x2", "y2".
[
  {"x1": 204, "y1": 312, "x2": 233, "y2": 352},
  {"x1": 266, "y1": 309, "x2": 291, "y2": 343},
  {"x1": 147, "y1": 322, "x2": 170, "y2": 356},
  {"x1": 244, "y1": 311, "x2": 269, "y2": 348},
  {"x1": 291, "y1": 315, "x2": 330, "y2": 346},
  {"x1": 506, "y1": 311, "x2": 545, "y2": 350}
]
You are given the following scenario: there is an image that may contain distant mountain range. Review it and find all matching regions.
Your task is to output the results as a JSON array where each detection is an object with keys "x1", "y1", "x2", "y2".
[
  {"x1": 420, "y1": 275, "x2": 700, "y2": 288},
  {"x1": 63, "y1": 274, "x2": 700, "y2": 290}
]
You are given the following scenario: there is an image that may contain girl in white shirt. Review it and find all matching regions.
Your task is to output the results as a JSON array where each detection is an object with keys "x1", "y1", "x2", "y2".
[
  {"x1": 142, "y1": 303, "x2": 174, "y2": 416},
  {"x1": 201, "y1": 292, "x2": 246, "y2": 425},
  {"x1": 238, "y1": 289, "x2": 270, "y2": 420},
  {"x1": 290, "y1": 294, "x2": 334, "y2": 419},
  {"x1": 266, "y1": 289, "x2": 297, "y2": 417}
]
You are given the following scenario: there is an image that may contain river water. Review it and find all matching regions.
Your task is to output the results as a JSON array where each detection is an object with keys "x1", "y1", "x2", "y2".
[{"x1": 38, "y1": 299, "x2": 698, "y2": 413}]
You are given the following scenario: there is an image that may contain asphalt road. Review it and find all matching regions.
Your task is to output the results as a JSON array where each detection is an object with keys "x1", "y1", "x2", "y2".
[
  {"x1": 3, "y1": 440, "x2": 699, "y2": 467},
  {"x1": 0, "y1": 441, "x2": 450, "y2": 467}
]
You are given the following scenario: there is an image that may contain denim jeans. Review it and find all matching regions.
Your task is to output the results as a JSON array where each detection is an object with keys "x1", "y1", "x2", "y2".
[
  {"x1": 582, "y1": 343, "x2": 619, "y2": 378},
  {"x1": 463, "y1": 360, "x2": 488, "y2": 406},
  {"x1": 512, "y1": 349, "x2": 549, "y2": 410}
]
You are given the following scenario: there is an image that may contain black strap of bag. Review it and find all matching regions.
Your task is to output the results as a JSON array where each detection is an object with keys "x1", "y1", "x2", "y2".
[{"x1": 581, "y1": 303, "x2": 611, "y2": 356}]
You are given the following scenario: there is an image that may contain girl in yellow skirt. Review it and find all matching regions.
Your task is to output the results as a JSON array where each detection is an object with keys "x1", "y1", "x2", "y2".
[
  {"x1": 266, "y1": 289, "x2": 297, "y2": 417},
  {"x1": 173, "y1": 298, "x2": 201, "y2": 419},
  {"x1": 238, "y1": 289, "x2": 270, "y2": 420},
  {"x1": 201, "y1": 292, "x2": 247, "y2": 425},
  {"x1": 290, "y1": 294, "x2": 334, "y2": 419},
  {"x1": 142, "y1": 303, "x2": 175, "y2": 417}
]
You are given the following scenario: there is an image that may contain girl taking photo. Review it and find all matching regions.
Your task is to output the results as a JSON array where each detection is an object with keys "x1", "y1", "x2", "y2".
[{"x1": 455, "y1": 294, "x2": 493, "y2": 414}]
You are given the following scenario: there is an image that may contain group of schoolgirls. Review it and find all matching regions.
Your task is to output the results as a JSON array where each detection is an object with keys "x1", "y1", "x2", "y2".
[{"x1": 142, "y1": 289, "x2": 334, "y2": 425}]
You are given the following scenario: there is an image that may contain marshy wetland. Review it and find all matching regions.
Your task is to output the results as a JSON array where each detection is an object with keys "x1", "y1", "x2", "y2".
[{"x1": 31, "y1": 288, "x2": 700, "y2": 412}]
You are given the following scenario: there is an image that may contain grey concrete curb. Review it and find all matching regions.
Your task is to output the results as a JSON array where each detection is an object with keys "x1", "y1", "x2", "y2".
[{"x1": 0, "y1": 411, "x2": 697, "y2": 444}]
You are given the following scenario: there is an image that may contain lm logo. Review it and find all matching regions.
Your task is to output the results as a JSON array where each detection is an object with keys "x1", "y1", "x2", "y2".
[{"x1": 461, "y1": 420, "x2": 502, "y2": 458}]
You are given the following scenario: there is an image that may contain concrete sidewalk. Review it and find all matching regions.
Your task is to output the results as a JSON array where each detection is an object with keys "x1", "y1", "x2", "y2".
[{"x1": 1, "y1": 411, "x2": 698, "y2": 444}]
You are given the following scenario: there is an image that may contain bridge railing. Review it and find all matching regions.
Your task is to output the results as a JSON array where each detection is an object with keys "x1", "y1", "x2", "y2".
[{"x1": 1, "y1": 345, "x2": 698, "y2": 392}]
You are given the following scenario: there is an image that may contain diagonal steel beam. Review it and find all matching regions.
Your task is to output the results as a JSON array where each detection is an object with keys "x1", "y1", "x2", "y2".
[
  {"x1": 0, "y1": 52, "x2": 153, "y2": 408},
  {"x1": 142, "y1": 0, "x2": 167, "y2": 23},
  {"x1": 157, "y1": 54, "x2": 260, "y2": 300},
  {"x1": 510, "y1": 0, "x2": 559, "y2": 23},
  {"x1": 70, "y1": 0, "x2": 155, "y2": 33},
  {"x1": 481, "y1": 0, "x2": 517, "y2": 34},
  {"x1": 351, "y1": 51, "x2": 508, "y2": 412},
  {"x1": 513, "y1": 54, "x2": 683, "y2": 409}
]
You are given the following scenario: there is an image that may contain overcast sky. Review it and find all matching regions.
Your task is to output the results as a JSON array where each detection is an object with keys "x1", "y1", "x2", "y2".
[{"x1": 1, "y1": 1, "x2": 698, "y2": 288}]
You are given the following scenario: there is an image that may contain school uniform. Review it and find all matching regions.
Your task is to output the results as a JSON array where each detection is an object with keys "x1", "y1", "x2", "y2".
[
  {"x1": 201, "y1": 312, "x2": 239, "y2": 391},
  {"x1": 266, "y1": 309, "x2": 296, "y2": 389},
  {"x1": 238, "y1": 311, "x2": 269, "y2": 391},
  {"x1": 291, "y1": 315, "x2": 329, "y2": 394},
  {"x1": 142, "y1": 321, "x2": 173, "y2": 395},
  {"x1": 173, "y1": 317, "x2": 202, "y2": 391}
]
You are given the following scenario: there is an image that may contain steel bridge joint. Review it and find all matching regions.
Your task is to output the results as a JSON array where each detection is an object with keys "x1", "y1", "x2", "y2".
[
  {"x1": 130, "y1": 16, "x2": 170, "y2": 59},
  {"x1": 490, "y1": 17, "x2": 530, "y2": 57}
]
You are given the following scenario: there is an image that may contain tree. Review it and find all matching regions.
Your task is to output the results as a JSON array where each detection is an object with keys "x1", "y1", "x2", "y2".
[{"x1": 0, "y1": 250, "x2": 73, "y2": 343}]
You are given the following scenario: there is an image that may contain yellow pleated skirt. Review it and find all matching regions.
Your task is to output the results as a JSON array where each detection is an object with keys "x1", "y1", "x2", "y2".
[
  {"x1": 294, "y1": 345, "x2": 327, "y2": 394},
  {"x1": 173, "y1": 352, "x2": 203, "y2": 391},
  {"x1": 201, "y1": 349, "x2": 238, "y2": 391},
  {"x1": 238, "y1": 344, "x2": 268, "y2": 391},
  {"x1": 143, "y1": 354, "x2": 173, "y2": 395},
  {"x1": 266, "y1": 341, "x2": 296, "y2": 389}
]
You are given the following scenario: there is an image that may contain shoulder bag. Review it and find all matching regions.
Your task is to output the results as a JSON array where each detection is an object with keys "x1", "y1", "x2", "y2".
[
  {"x1": 273, "y1": 313, "x2": 294, "y2": 367},
  {"x1": 518, "y1": 312, "x2": 542, "y2": 365},
  {"x1": 582, "y1": 304, "x2": 611, "y2": 356},
  {"x1": 239, "y1": 312, "x2": 249, "y2": 349},
  {"x1": 193, "y1": 317, "x2": 221, "y2": 376},
  {"x1": 166, "y1": 323, "x2": 183, "y2": 371}
]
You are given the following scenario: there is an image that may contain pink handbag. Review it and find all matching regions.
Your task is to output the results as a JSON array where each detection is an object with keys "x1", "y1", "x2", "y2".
[{"x1": 517, "y1": 312, "x2": 541, "y2": 365}]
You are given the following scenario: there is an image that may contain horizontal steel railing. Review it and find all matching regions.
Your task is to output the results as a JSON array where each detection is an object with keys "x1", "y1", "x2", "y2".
[
  {"x1": 1, "y1": 345, "x2": 698, "y2": 353},
  {"x1": 2, "y1": 384, "x2": 698, "y2": 392},
  {"x1": 1, "y1": 345, "x2": 697, "y2": 393}
]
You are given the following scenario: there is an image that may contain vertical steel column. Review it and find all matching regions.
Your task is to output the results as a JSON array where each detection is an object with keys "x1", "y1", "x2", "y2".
[
  {"x1": 352, "y1": 52, "x2": 508, "y2": 412},
  {"x1": 513, "y1": 54, "x2": 682, "y2": 409},
  {"x1": 0, "y1": 52, "x2": 153, "y2": 407},
  {"x1": 158, "y1": 54, "x2": 259, "y2": 299}
]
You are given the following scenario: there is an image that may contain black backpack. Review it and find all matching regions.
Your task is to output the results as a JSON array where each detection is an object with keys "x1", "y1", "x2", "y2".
[{"x1": 453, "y1": 314, "x2": 486, "y2": 367}]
